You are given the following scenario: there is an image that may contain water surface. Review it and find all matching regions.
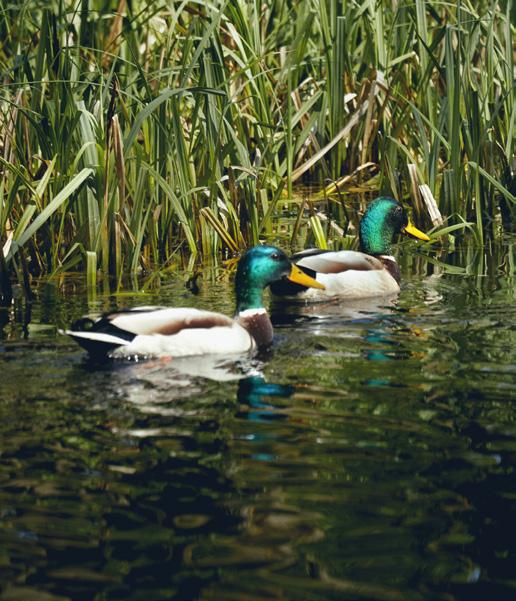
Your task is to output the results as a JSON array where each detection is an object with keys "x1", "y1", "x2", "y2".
[{"x1": 0, "y1": 241, "x2": 515, "y2": 601}]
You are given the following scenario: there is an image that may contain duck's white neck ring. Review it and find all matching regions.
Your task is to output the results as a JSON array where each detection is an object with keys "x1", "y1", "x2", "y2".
[
  {"x1": 238, "y1": 308, "x2": 268, "y2": 318},
  {"x1": 378, "y1": 254, "x2": 396, "y2": 262}
]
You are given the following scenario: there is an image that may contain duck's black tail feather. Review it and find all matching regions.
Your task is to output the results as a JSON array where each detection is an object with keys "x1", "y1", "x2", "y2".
[
  {"x1": 63, "y1": 329, "x2": 130, "y2": 356},
  {"x1": 63, "y1": 316, "x2": 135, "y2": 357}
]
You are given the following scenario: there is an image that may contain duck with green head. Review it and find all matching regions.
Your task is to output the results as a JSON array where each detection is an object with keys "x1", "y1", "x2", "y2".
[
  {"x1": 64, "y1": 245, "x2": 324, "y2": 358},
  {"x1": 270, "y1": 197, "x2": 430, "y2": 300}
]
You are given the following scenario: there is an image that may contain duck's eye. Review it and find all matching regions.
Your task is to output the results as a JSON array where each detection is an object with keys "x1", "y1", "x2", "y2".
[{"x1": 271, "y1": 252, "x2": 280, "y2": 260}]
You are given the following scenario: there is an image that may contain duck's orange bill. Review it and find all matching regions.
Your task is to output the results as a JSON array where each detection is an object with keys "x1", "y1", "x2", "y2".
[
  {"x1": 403, "y1": 221, "x2": 430, "y2": 241},
  {"x1": 288, "y1": 265, "x2": 326, "y2": 289}
]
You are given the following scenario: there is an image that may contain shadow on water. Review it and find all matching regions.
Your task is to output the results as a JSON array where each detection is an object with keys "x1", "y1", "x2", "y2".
[{"x1": 0, "y1": 238, "x2": 515, "y2": 600}]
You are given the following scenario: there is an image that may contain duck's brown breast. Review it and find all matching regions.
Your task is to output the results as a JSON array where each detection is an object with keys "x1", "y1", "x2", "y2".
[
  {"x1": 236, "y1": 309, "x2": 274, "y2": 349},
  {"x1": 379, "y1": 256, "x2": 401, "y2": 284}
]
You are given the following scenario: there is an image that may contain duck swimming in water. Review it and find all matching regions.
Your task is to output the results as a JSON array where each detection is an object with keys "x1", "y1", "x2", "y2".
[
  {"x1": 64, "y1": 245, "x2": 325, "y2": 358},
  {"x1": 270, "y1": 196, "x2": 430, "y2": 301}
]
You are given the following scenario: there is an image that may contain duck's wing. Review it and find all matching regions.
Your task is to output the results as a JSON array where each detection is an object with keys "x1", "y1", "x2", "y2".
[
  {"x1": 64, "y1": 307, "x2": 234, "y2": 356},
  {"x1": 293, "y1": 249, "x2": 385, "y2": 273},
  {"x1": 100, "y1": 307, "x2": 234, "y2": 335},
  {"x1": 270, "y1": 250, "x2": 385, "y2": 297}
]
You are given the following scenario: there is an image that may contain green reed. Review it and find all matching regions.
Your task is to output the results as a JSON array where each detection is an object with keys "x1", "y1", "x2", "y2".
[{"x1": 0, "y1": 0, "x2": 513, "y2": 295}]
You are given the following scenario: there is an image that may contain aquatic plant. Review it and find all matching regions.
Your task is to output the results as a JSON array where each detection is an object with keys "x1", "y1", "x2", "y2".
[{"x1": 0, "y1": 0, "x2": 513, "y2": 295}]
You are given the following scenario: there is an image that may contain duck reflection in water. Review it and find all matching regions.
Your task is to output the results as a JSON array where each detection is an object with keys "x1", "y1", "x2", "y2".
[
  {"x1": 236, "y1": 376, "x2": 295, "y2": 463},
  {"x1": 237, "y1": 376, "x2": 294, "y2": 422},
  {"x1": 271, "y1": 294, "x2": 398, "y2": 326}
]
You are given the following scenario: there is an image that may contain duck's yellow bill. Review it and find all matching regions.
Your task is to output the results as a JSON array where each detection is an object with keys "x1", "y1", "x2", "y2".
[
  {"x1": 288, "y1": 265, "x2": 326, "y2": 289},
  {"x1": 403, "y1": 221, "x2": 430, "y2": 241}
]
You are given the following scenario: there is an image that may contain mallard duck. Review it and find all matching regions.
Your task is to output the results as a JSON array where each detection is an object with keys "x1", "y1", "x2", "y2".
[
  {"x1": 270, "y1": 196, "x2": 430, "y2": 301},
  {"x1": 64, "y1": 245, "x2": 324, "y2": 358}
]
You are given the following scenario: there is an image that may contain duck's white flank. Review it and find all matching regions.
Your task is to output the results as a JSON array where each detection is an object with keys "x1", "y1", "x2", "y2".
[
  {"x1": 112, "y1": 322, "x2": 255, "y2": 358},
  {"x1": 302, "y1": 269, "x2": 400, "y2": 300}
]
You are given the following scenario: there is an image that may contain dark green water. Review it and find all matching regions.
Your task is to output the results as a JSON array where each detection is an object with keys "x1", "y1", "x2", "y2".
[{"x1": 0, "y1": 242, "x2": 515, "y2": 601}]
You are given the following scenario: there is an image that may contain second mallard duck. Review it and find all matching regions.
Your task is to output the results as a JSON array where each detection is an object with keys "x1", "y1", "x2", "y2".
[{"x1": 270, "y1": 196, "x2": 430, "y2": 301}]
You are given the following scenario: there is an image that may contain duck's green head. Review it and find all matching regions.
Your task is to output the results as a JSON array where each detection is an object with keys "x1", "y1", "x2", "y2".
[
  {"x1": 359, "y1": 196, "x2": 429, "y2": 255},
  {"x1": 235, "y1": 245, "x2": 324, "y2": 312}
]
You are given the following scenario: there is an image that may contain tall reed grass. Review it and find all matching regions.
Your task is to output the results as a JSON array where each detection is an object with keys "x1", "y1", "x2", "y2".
[{"x1": 0, "y1": 0, "x2": 513, "y2": 295}]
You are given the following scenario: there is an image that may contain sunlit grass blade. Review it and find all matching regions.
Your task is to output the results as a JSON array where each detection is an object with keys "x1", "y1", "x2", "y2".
[
  {"x1": 309, "y1": 215, "x2": 328, "y2": 250},
  {"x1": 200, "y1": 207, "x2": 239, "y2": 253},
  {"x1": 7, "y1": 168, "x2": 93, "y2": 262}
]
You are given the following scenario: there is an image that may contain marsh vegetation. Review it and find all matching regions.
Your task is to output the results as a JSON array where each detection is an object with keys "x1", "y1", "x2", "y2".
[{"x1": 0, "y1": 0, "x2": 513, "y2": 295}]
